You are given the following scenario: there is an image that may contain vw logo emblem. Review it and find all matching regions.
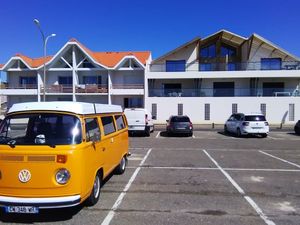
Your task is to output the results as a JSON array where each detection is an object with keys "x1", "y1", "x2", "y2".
[{"x1": 18, "y1": 169, "x2": 31, "y2": 183}]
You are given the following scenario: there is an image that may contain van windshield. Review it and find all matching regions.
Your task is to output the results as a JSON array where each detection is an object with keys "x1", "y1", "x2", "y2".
[
  {"x1": 0, "y1": 113, "x2": 82, "y2": 146},
  {"x1": 244, "y1": 115, "x2": 266, "y2": 121}
]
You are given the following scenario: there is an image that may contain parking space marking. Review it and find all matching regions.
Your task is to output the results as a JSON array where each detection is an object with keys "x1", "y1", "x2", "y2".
[
  {"x1": 126, "y1": 166, "x2": 300, "y2": 172},
  {"x1": 259, "y1": 150, "x2": 300, "y2": 169},
  {"x1": 203, "y1": 149, "x2": 276, "y2": 225},
  {"x1": 101, "y1": 148, "x2": 152, "y2": 225},
  {"x1": 155, "y1": 131, "x2": 161, "y2": 138}
]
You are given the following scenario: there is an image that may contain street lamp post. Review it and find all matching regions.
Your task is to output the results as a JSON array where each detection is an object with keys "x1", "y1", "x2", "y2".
[{"x1": 33, "y1": 19, "x2": 56, "y2": 102}]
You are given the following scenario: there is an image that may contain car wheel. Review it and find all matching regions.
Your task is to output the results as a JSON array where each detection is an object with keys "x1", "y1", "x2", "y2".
[
  {"x1": 86, "y1": 172, "x2": 101, "y2": 206},
  {"x1": 115, "y1": 156, "x2": 127, "y2": 175},
  {"x1": 261, "y1": 133, "x2": 268, "y2": 138},
  {"x1": 224, "y1": 125, "x2": 228, "y2": 134},
  {"x1": 236, "y1": 128, "x2": 242, "y2": 137}
]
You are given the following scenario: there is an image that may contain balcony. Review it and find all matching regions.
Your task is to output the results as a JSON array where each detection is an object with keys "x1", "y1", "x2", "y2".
[
  {"x1": 149, "y1": 88, "x2": 300, "y2": 97},
  {"x1": 41, "y1": 85, "x2": 73, "y2": 94},
  {"x1": 149, "y1": 61, "x2": 300, "y2": 72},
  {"x1": 0, "y1": 84, "x2": 38, "y2": 95},
  {"x1": 110, "y1": 84, "x2": 144, "y2": 95},
  {"x1": 75, "y1": 84, "x2": 108, "y2": 94}
]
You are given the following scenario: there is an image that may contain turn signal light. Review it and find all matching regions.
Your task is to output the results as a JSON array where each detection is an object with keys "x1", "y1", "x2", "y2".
[{"x1": 57, "y1": 155, "x2": 67, "y2": 164}]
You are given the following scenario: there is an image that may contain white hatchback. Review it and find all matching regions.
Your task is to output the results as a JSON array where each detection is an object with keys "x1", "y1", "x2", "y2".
[{"x1": 224, "y1": 113, "x2": 269, "y2": 138}]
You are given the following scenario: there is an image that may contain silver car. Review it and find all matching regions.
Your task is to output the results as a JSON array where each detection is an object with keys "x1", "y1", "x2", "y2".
[{"x1": 224, "y1": 113, "x2": 269, "y2": 138}]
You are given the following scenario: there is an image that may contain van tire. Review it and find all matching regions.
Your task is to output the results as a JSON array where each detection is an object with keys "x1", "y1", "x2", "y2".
[
  {"x1": 86, "y1": 172, "x2": 101, "y2": 206},
  {"x1": 145, "y1": 127, "x2": 151, "y2": 137},
  {"x1": 115, "y1": 156, "x2": 127, "y2": 175}
]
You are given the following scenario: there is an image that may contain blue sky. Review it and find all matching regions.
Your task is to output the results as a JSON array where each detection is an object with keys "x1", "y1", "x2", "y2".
[{"x1": 1, "y1": 0, "x2": 300, "y2": 67}]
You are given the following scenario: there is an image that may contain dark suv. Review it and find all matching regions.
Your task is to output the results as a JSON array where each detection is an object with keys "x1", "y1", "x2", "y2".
[{"x1": 166, "y1": 115, "x2": 193, "y2": 136}]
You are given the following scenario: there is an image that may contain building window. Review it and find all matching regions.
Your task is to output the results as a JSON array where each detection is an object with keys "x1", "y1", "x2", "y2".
[
  {"x1": 213, "y1": 82, "x2": 234, "y2": 97},
  {"x1": 262, "y1": 82, "x2": 284, "y2": 96},
  {"x1": 289, "y1": 104, "x2": 295, "y2": 121},
  {"x1": 199, "y1": 63, "x2": 212, "y2": 71},
  {"x1": 152, "y1": 103, "x2": 157, "y2": 120},
  {"x1": 124, "y1": 97, "x2": 143, "y2": 108},
  {"x1": 83, "y1": 76, "x2": 101, "y2": 85},
  {"x1": 227, "y1": 63, "x2": 236, "y2": 71},
  {"x1": 19, "y1": 76, "x2": 37, "y2": 88},
  {"x1": 178, "y1": 104, "x2": 183, "y2": 116},
  {"x1": 232, "y1": 103, "x2": 238, "y2": 114},
  {"x1": 261, "y1": 58, "x2": 282, "y2": 70},
  {"x1": 221, "y1": 45, "x2": 236, "y2": 57},
  {"x1": 200, "y1": 44, "x2": 216, "y2": 58},
  {"x1": 166, "y1": 60, "x2": 186, "y2": 72},
  {"x1": 261, "y1": 103, "x2": 266, "y2": 116},
  {"x1": 204, "y1": 104, "x2": 210, "y2": 120},
  {"x1": 59, "y1": 76, "x2": 73, "y2": 86},
  {"x1": 163, "y1": 83, "x2": 182, "y2": 96}
]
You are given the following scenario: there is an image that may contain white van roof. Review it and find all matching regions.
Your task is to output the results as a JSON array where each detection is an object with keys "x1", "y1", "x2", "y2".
[{"x1": 8, "y1": 102, "x2": 123, "y2": 115}]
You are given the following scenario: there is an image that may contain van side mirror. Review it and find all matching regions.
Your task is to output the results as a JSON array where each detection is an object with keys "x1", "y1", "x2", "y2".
[
  {"x1": 166, "y1": 120, "x2": 169, "y2": 122},
  {"x1": 152, "y1": 116, "x2": 156, "y2": 120}
]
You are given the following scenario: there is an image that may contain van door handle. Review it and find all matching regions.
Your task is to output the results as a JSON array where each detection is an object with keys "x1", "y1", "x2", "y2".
[{"x1": 102, "y1": 147, "x2": 106, "y2": 151}]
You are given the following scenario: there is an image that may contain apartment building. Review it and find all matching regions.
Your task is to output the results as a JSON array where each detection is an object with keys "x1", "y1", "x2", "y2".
[
  {"x1": 1, "y1": 30, "x2": 300, "y2": 125},
  {"x1": 0, "y1": 39, "x2": 150, "y2": 109},
  {"x1": 145, "y1": 30, "x2": 300, "y2": 124}
]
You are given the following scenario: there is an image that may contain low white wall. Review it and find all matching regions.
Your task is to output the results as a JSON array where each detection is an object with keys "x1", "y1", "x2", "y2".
[{"x1": 146, "y1": 97, "x2": 300, "y2": 125}]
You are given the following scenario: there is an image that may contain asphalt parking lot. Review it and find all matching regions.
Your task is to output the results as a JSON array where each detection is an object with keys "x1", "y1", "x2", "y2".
[{"x1": 1, "y1": 130, "x2": 300, "y2": 225}]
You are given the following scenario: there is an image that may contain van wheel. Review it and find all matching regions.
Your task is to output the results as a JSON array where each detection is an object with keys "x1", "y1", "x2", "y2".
[
  {"x1": 236, "y1": 128, "x2": 242, "y2": 137},
  {"x1": 86, "y1": 172, "x2": 101, "y2": 206},
  {"x1": 115, "y1": 156, "x2": 127, "y2": 175},
  {"x1": 145, "y1": 127, "x2": 151, "y2": 137}
]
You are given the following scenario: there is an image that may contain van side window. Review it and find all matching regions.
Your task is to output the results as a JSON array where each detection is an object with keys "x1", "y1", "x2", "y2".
[
  {"x1": 115, "y1": 115, "x2": 125, "y2": 130},
  {"x1": 101, "y1": 116, "x2": 116, "y2": 135},
  {"x1": 85, "y1": 118, "x2": 101, "y2": 142}
]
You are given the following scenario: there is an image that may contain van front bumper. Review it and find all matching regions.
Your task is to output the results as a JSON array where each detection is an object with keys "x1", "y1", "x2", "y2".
[{"x1": 0, "y1": 195, "x2": 81, "y2": 209}]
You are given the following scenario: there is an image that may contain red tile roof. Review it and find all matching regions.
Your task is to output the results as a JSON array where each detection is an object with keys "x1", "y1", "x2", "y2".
[
  {"x1": 0, "y1": 64, "x2": 4, "y2": 69},
  {"x1": 5, "y1": 39, "x2": 150, "y2": 69}
]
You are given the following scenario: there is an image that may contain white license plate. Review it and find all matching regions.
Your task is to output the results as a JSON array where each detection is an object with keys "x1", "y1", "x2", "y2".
[{"x1": 5, "y1": 206, "x2": 39, "y2": 214}]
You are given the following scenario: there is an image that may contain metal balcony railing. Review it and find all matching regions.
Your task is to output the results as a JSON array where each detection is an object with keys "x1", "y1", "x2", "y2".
[
  {"x1": 149, "y1": 88, "x2": 300, "y2": 97},
  {"x1": 1, "y1": 84, "x2": 38, "y2": 89},
  {"x1": 75, "y1": 84, "x2": 108, "y2": 93},
  {"x1": 41, "y1": 85, "x2": 73, "y2": 93},
  {"x1": 149, "y1": 61, "x2": 300, "y2": 72},
  {"x1": 111, "y1": 84, "x2": 144, "y2": 89}
]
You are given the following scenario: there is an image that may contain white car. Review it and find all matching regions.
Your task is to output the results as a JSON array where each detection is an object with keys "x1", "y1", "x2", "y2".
[
  {"x1": 124, "y1": 108, "x2": 154, "y2": 136},
  {"x1": 224, "y1": 113, "x2": 269, "y2": 138}
]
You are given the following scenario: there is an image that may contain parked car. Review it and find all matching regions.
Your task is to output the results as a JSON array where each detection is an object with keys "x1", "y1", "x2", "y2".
[
  {"x1": 294, "y1": 120, "x2": 300, "y2": 135},
  {"x1": 124, "y1": 108, "x2": 154, "y2": 136},
  {"x1": 224, "y1": 113, "x2": 269, "y2": 138},
  {"x1": 166, "y1": 115, "x2": 193, "y2": 136}
]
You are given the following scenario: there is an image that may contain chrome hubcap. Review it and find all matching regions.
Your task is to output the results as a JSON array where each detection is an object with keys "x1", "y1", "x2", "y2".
[{"x1": 93, "y1": 176, "x2": 100, "y2": 198}]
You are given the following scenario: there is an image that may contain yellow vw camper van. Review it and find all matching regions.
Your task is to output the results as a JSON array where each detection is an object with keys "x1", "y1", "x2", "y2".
[{"x1": 0, "y1": 102, "x2": 129, "y2": 214}]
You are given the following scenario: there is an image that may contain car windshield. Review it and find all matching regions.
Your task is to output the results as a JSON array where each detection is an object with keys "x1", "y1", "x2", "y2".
[
  {"x1": 171, "y1": 117, "x2": 190, "y2": 122},
  {"x1": 244, "y1": 115, "x2": 266, "y2": 122},
  {"x1": 0, "y1": 113, "x2": 82, "y2": 146}
]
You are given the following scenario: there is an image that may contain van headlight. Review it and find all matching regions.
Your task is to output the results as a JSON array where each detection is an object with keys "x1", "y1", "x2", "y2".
[{"x1": 55, "y1": 169, "x2": 71, "y2": 184}]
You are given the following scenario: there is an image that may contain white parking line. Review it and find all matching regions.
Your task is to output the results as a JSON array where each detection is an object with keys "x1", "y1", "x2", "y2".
[
  {"x1": 155, "y1": 131, "x2": 161, "y2": 138},
  {"x1": 101, "y1": 148, "x2": 152, "y2": 225},
  {"x1": 203, "y1": 149, "x2": 276, "y2": 225},
  {"x1": 126, "y1": 166, "x2": 300, "y2": 172},
  {"x1": 259, "y1": 150, "x2": 300, "y2": 169}
]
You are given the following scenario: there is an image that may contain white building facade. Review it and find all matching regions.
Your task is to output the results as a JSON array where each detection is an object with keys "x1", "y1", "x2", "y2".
[
  {"x1": 0, "y1": 39, "x2": 150, "y2": 110},
  {"x1": 145, "y1": 30, "x2": 300, "y2": 125},
  {"x1": 1, "y1": 30, "x2": 300, "y2": 125}
]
